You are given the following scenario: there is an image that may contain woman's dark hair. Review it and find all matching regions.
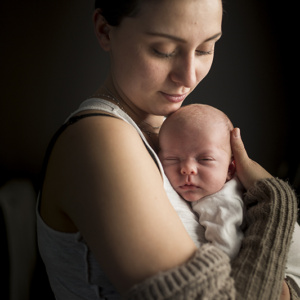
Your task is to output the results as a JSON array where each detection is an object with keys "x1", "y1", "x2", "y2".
[
  {"x1": 94, "y1": 0, "x2": 141, "y2": 26},
  {"x1": 95, "y1": 0, "x2": 223, "y2": 26}
]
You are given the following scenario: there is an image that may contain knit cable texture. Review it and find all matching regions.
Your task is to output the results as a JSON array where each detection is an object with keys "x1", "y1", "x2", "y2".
[
  {"x1": 231, "y1": 178, "x2": 298, "y2": 300},
  {"x1": 125, "y1": 244, "x2": 235, "y2": 300}
]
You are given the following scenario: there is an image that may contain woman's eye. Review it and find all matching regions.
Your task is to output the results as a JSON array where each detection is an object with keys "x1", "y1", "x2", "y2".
[
  {"x1": 196, "y1": 49, "x2": 214, "y2": 56},
  {"x1": 152, "y1": 46, "x2": 214, "y2": 58},
  {"x1": 153, "y1": 48, "x2": 176, "y2": 58}
]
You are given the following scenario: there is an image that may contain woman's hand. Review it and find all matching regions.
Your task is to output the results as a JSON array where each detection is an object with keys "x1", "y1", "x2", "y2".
[
  {"x1": 230, "y1": 128, "x2": 273, "y2": 190},
  {"x1": 280, "y1": 280, "x2": 290, "y2": 300}
]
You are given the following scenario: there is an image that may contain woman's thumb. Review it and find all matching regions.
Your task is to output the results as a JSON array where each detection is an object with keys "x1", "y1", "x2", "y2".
[
  {"x1": 231, "y1": 128, "x2": 272, "y2": 189},
  {"x1": 230, "y1": 128, "x2": 249, "y2": 167}
]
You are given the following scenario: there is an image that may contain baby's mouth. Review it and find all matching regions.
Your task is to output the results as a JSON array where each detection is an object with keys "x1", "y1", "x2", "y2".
[{"x1": 179, "y1": 184, "x2": 199, "y2": 190}]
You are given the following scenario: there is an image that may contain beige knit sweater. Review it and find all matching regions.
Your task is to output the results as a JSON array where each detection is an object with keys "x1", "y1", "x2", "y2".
[{"x1": 126, "y1": 178, "x2": 299, "y2": 300}]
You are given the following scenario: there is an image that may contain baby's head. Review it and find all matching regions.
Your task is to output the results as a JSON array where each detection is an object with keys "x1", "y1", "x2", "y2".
[{"x1": 159, "y1": 104, "x2": 235, "y2": 201}]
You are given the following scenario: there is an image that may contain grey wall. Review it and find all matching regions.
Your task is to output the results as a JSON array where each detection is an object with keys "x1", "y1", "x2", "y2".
[{"x1": 0, "y1": 1, "x2": 298, "y2": 187}]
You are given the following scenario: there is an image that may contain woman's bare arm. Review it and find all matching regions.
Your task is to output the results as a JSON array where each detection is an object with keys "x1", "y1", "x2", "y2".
[{"x1": 41, "y1": 116, "x2": 197, "y2": 293}]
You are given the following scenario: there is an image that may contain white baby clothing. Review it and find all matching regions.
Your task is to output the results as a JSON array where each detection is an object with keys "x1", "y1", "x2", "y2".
[
  {"x1": 189, "y1": 176, "x2": 300, "y2": 287},
  {"x1": 191, "y1": 177, "x2": 244, "y2": 259}
]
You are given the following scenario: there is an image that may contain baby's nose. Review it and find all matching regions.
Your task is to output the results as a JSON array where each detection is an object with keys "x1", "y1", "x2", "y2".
[{"x1": 180, "y1": 161, "x2": 197, "y2": 175}]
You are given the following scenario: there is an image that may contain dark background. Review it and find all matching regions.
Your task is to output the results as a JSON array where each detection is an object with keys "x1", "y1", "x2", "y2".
[
  {"x1": 1, "y1": 1, "x2": 298, "y2": 187},
  {"x1": 0, "y1": 1, "x2": 299, "y2": 298}
]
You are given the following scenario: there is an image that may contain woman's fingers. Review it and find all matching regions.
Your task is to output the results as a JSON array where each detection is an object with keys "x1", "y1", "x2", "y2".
[
  {"x1": 280, "y1": 280, "x2": 290, "y2": 300},
  {"x1": 230, "y1": 128, "x2": 272, "y2": 190},
  {"x1": 231, "y1": 128, "x2": 249, "y2": 165}
]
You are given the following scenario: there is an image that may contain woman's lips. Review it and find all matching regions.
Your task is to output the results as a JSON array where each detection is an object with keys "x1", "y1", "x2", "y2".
[{"x1": 161, "y1": 92, "x2": 188, "y2": 103}]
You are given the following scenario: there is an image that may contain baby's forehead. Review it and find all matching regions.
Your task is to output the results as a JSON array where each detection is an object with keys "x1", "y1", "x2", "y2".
[
  {"x1": 175, "y1": 113, "x2": 230, "y2": 139},
  {"x1": 166, "y1": 104, "x2": 231, "y2": 128},
  {"x1": 167, "y1": 123, "x2": 230, "y2": 151},
  {"x1": 160, "y1": 104, "x2": 233, "y2": 152},
  {"x1": 185, "y1": 105, "x2": 230, "y2": 125}
]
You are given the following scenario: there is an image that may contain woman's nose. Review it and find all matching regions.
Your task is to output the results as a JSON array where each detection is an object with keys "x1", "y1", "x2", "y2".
[{"x1": 170, "y1": 54, "x2": 197, "y2": 88}]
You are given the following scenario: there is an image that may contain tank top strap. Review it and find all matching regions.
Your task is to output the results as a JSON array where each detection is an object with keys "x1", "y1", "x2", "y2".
[{"x1": 39, "y1": 98, "x2": 164, "y2": 199}]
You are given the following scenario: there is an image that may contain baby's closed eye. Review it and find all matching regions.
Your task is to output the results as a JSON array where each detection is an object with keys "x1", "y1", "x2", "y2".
[{"x1": 161, "y1": 157, "x2": 180, "y2": 165}]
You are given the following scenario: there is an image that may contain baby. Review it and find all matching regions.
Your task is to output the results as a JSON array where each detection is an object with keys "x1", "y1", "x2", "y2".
[
  {"x1": 159, "y1": 103, "x2": 244, "y2": 259},
  {"x1": 159, "y1": 104, "x2": 300, "y2": 288}
]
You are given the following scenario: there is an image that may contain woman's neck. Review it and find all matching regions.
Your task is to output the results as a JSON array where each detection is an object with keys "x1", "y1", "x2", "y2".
[{"x1": 93, "y1": 80, "x2": 164, "y2": 152}]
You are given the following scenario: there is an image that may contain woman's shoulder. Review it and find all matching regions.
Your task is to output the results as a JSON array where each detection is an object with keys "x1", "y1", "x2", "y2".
[
  {"x1": 40, "y1": 112, "x2": 147, "y2": 229},
  {"x1": 54, "y1": 109, "x2": 144, "y2": 159}
]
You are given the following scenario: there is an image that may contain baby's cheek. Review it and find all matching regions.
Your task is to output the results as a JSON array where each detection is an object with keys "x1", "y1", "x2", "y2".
[{"x1": 164, "y1": 166, "x2": 178, "y2": 183}]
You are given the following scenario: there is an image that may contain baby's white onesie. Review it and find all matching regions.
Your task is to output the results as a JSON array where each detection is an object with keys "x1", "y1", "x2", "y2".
[{"x1": 191, "y1": 177, "x2": 244, "y2": 259}]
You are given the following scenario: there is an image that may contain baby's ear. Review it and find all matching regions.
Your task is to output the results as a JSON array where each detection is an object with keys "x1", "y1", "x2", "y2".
[{"x1": 226, "y1": 158, "x2": 236, "y2": 181}]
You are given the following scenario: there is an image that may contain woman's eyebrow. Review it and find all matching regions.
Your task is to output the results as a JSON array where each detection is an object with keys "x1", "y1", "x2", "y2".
[
  {"x1": 145, "y1": 31, "x2": 222, "y2": 43},
  {"x1": 204, "y1": 32, "x2": 222, "y2": 42},
  {"x1": 145, "y1": 31, "x2": 186, "y2": 42}
]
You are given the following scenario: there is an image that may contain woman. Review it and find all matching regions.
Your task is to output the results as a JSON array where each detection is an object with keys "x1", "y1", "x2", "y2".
[{"x1": 37, "y1": 0, "x2": 298, "y2": 299}]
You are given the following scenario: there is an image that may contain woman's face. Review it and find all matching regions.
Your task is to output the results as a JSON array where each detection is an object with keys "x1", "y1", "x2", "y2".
[{"x1": 107, "y1": 0, "x2": 223, "y2": 116}]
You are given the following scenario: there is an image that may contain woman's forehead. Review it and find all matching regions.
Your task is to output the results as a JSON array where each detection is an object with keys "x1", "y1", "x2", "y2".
[{"x1": 124, "y1": 0, "x2": 223, "y2": 43}]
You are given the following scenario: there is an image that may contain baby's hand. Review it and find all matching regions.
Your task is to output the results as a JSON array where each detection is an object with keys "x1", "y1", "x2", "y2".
[{"x1": 230, "y1": 128, "x2": 272, "y2": 190}]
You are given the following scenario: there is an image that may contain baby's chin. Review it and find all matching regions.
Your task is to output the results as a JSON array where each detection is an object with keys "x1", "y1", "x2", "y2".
[{"x1": 179, "y1": 191, "x2": 205, "y2": 202}]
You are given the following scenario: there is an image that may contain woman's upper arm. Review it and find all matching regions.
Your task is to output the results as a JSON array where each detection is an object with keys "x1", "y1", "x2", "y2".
[{"x1": 44, "y1": 116, "x2": 197, "y2": 293}]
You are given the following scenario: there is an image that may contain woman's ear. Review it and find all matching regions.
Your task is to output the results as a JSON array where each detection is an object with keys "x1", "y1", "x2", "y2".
[
  {"x1": 226, "y1": 158, "x2": 236, "y2": 181},
  {"x1": 93, "y1": 9, "x2": 112, "y2": 51}
]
